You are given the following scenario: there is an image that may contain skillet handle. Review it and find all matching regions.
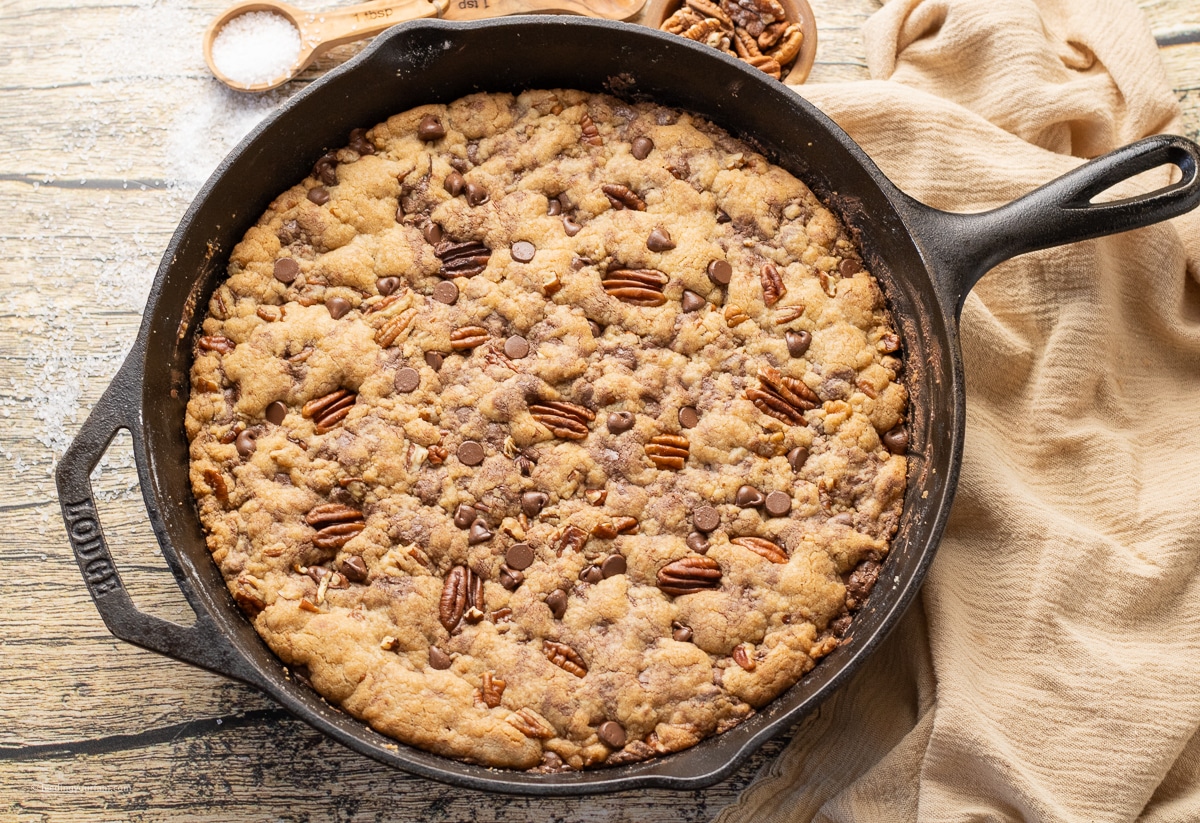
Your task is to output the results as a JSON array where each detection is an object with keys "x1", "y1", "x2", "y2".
[
  {"x1": 898, "y1": 134, "x2": 1200, "y2": 319},
  {"x1": 55, "y1": 353, "x2": 263, "y2": 688}
]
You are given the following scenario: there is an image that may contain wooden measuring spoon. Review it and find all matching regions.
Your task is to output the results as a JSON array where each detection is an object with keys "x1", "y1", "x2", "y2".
[{"x1": 204, "y1": 0, "x2": 647, "y2": 92}]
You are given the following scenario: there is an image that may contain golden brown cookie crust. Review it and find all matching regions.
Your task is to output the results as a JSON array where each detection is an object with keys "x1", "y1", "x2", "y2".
[{"x1": 185, "y1": 89, "x2": 907, "y2": 771}]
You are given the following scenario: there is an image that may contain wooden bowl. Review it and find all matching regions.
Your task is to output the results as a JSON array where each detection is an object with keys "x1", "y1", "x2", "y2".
[{"x1": 641, "y1": 0, "x2": 817, "y2": 84}]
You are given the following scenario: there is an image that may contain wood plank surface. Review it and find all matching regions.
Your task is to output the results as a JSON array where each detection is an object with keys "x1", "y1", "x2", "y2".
[{"x1": 2, "y1": 0, "x2": 1198, "y2": 819}]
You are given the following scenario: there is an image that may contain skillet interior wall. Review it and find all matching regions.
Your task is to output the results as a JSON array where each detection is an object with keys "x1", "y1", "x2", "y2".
[{"x1": 138, "y1": 17, "x2": 959, "y2": 787}]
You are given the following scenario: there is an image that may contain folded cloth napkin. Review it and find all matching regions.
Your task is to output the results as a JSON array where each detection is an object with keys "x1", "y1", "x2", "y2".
[{"x1": 718, "y1": 1, "x2": 1200, "y2": 820}]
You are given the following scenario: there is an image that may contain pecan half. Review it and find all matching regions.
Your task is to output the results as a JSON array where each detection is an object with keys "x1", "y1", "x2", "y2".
[
  {"x1": 480, "y1": 671, "x2": 506, "y2": 708},
  {"x1": 201, "y1": 468, "x2": 229, "y2": 502},
  {"x1": 601, "y1": 267, "x2": 668, "y2": 308},
  {"x1": 767, "y1": 23, "x2": 803, "y2": 66},
  {"x1": 530, "y1": 400, "x2": 595, "y2": 440},
  {"x1": 819, "y1": 269, "x2": 838, "y2": 298},
  {"x1": 580, "y1": 112, "x2": 603, "y2": 147},
  {"x1": 760, "y1": 263, "x2": 786, "y2": 306},
  {"x1": 731, "y1": 535, "x2": 788, "y2": 564},
  {"x1": 234, "y1": 575, "x2": 266, "y2": 617},
  {"x1": 450, "y1": 325, "x2": 489, "y2": 351},
  {"x1": 745, "y1": 54, "x2": 782, "y2": 80},
  {"x1": 375, "y1": 307, "x2": 417, "y2": 348},
  {"x1": 682, "y1": 18, "x2": 733, "y2": 50},
  {"x1": 306, "y1": 503, "x2": 365, "y2": 550},
  {"x1": 440, "y1": 564, "x2": 484, "y2": 632},
  {"x1": 724, "y1": 304, "x2": 750, "y2": 327},
  {"x1": 662, "y1": 6, "x2": 705, "y2": 33},
  {"x1": 602, "y1": 183, "x2": 646, "y2": 211},
  {"x1": 733, "y1": 644, "x2": 757, "y2": 671},
  {"x1": 544, "y1": 640, "x2": 588, "y2": 677},
  {"x1": 645, "y1": 433, "x2": 689, "y2": 470},
  {"x1": 198, "y1": 335, "x2": 235, "y2": 354},
  {"x1": 507, "y1": 708, "x2": 555, "y2": 739},
  {"x1": 686, "y1": 0, "x2": 733, "y2": 26},
  {"x1": 554, "y1": 524, "x2": 589, "y2": 557},
  {"x1": 746, "y1": 365, "x2": 817, "y2": 425},
  {"x1": 657, "y1": 555, "x2": 722, "y2": 596},
  {"x1": 302, "y1": 388, "x2": 356, "y2": 433},
  {"x1": 732, "y1": 25, "x2": 762, "y2": 57},
  {"x1": 774, "y1": 305, "x2": 806, "y2": 324},
  {"x1": 758, "y1": 19, "x2": 788, "y2": 48},
  {"x1": 435, "y1": 239, "x2": 491, "y2": 278},
  {"x1": 592, "y1": 516, "x2": 639, "y2": 539}
]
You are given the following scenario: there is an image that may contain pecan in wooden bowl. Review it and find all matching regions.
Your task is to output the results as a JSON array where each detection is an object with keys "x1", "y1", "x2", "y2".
[{"x1": 644, "y1": 0, "x2": 817, "y2": 83}]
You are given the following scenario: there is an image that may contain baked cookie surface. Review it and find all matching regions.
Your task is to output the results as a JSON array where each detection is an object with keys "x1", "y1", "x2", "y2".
[{"x1": 185, "y1": 89, "x2": 907, "y2": 771}]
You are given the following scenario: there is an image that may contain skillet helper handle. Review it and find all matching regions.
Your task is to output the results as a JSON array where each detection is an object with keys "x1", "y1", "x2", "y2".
[
  {"x1": 903, "y1": 134, "x2": 1200, "y2": 318},
  {"x1": 56, "y1": 357, "x2": 261, "y2": 687}
]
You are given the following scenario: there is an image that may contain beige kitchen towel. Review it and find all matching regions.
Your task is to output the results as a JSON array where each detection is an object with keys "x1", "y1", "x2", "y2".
[{"x1": 718, "y1": 0, "x2": 1200, "y2": 820}]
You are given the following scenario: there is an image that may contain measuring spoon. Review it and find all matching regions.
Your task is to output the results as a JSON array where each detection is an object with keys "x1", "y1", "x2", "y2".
[{"x1": 204, "y1": 0, "x2": 647, "y2": 92}]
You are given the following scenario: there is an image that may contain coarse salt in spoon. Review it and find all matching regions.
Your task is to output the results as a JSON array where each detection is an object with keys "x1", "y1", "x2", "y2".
[{"x1": 204, "y1": 0, "x2": 647, "y2": 92}]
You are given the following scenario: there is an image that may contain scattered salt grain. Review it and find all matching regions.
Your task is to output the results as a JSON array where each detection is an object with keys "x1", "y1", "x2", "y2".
[{"x1": 210, "y1": 11, "x2": 301, "y2": 87}]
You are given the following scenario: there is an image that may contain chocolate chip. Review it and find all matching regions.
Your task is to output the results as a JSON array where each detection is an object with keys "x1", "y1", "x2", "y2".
[
  {"x1": 424, "y1": 351, "x2": 444, "y2": 370},
  {"x1": 678, "y1": 406, "x2": 699, "y2": 429},
  {"x1": 453, "y1": 504, "x2": 477, "y2": 529},
  {"x1": 521, "y1": 491, "x2": 549, "y2": 517},
  {"x1": 499, "y1": 565, "x2": 524, "y2": 591},
  {"x1": 390, "y1": 367, "x2": 418, "y2": 394},
  {"x1": 840, "y1": 258, "x2": 862, "y2": 276},
  {"x1": 631, "y1": 136, "x2": 654, "y2": 160},
  {"x1": 671, "y1": 622, "x2": 693, "y2": 643},
  {"x1": 377, "y1": 276, "x2": 401, "y2": 296},
  {"x1": 787, "y1": 446, "x2": 808, "y2": 471},
  {"x1": 736, "y1": 485, "x2": 765, "y2": 508},
  {"x1": 457, "y1": 441, "x2": 485, "y2": 466},
  {"x1": 580, "y1": 565, "x2": 603, "y2": 584},
  {"x1": 588, "y1": 319, "x2": 604, "y2": 338},
  {"x1": 765, "y1": 491, "x2": 792, "y2": 517},
  {"x1": 562, "y1": 216, "x2": 582, "y2": 236},
  {"x1": 417, "y1": 114, "x2": 445, "y2": 141},
  {"x1": 786, "y1": 330, "x2": 812, "y2": 358},
  {"x1": 546, "y1": 588, "x2": 568, "y2": 619},
  {"x1": 883, "y1": 427, "x2": 908, "y2": 454},
  {"x1": 607, "y1": 411, "x2": 635, "y2": 434},
  {"x1": 598, "y1": 720, "x2": 626, "y2": 749},
  {"x1": 423, "y1": 222, "x2": 444, "y2": 245},
  {"x1": 348, "y1": 128, "x2": 374, "y2": 156},
  {"x1": 468, "y1": 519, "x2": 493, "y2": 545},
  {"x1": 444, "y1": 170, "x2": 465, "y2": 196},
  {"x1": 504, "y1": 335, "x2": 530, "y2": 359},
  {"x1": 273, "y1": 258, "x2": 300, "y2": 284},
  {"x1": 429, "y1": 646, "x2": 452, "y2": 669},
  {"x1": 465, "y1": 181, "x2": 489, "y2": 206},
  {"x1": 646, "y1": 228, "x2": 675, "y2": 252},
  {"x1": 681, "y1": 290, "x2": 706, "y2": 312},
  {"x1": 547, "y1": 197, "x2": 563, "y2": 216},
  {"x1": 601, "y1": 554, "x2": 626, "y2": 578},
  {"x1": 686, "y1": 532, "x2": 709, "y2": 553},
  {"x1": 716, "y1": 209, "x2": 731, "y2": 224},
  {"x1": 831, "y1": 512, "x2": 855, "y2": 526},
  {"x1": 307, "y1": 186, "x2": 330, "y2": 205},
  {"x1": 265, "y1": 401, "x2": 287, "y2": 425},
  {"x1": 432, "y1": 280, "x2": 459, "y2": 305},
  {"x1": 234, "y1": 430, "x2": 256, "y2": 457},
  {"x1": 707, "y1": 259, "x2": 732, "y2": 286},
  {"x1": 692, "y1": 506, "x2": 720, "y2": 533},
  {"x1": 340, "y1": 555, "x2": 368, "y2": 583},
  {"x1": 326, "y1": 296, "x2": 351, "y2": 319},
  {"x1": 506, "y1": 543, "x2": 535, "y2": 570},
  {"x1": 511, "y1": 240, "x2": 536, "y2": 263}
]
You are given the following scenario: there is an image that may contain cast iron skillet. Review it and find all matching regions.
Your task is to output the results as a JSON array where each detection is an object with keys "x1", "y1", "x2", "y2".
[{"x1": 56, "y1": 18, "x2": 1200, "y2": 795}]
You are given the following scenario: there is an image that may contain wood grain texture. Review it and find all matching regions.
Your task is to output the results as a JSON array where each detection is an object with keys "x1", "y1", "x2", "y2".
[{"x1": 2, "y1": 0, "x2": 1197, "y2": 819}]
